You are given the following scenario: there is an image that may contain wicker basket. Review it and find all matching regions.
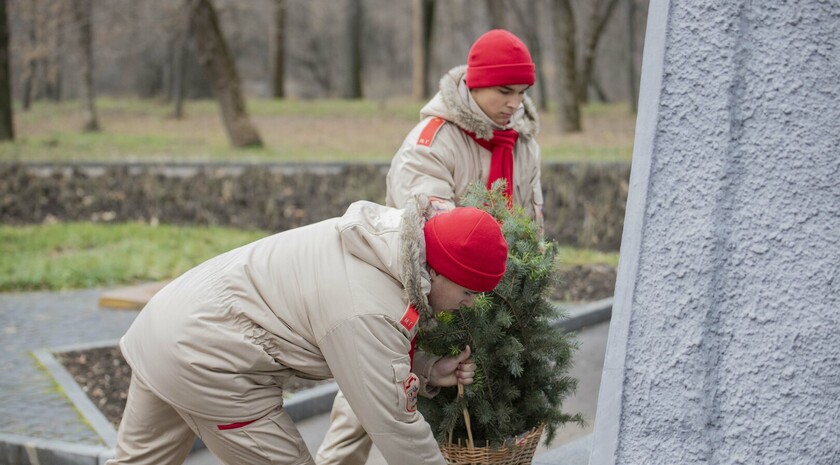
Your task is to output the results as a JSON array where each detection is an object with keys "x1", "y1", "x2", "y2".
[
  {"x1": 439, "y1": 384, "x2": 544, "y2": 465},
  {"x1": 440, "y1": 423, "x2": 544, "y2": 465}
]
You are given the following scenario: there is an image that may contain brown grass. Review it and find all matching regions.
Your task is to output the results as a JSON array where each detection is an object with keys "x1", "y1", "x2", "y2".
[{"x1": 2, "y1": 98, "x2": 635, "y2": 163}]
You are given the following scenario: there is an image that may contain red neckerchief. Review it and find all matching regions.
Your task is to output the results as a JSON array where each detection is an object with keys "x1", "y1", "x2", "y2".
[{"x1": 462, "y1": 128, "x2": 519, "y2": 207}]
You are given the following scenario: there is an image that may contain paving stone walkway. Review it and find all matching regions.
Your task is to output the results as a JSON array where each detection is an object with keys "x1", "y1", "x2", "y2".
[{"x1": 0, "y1": 289, "x2": 139, "y2": 445}]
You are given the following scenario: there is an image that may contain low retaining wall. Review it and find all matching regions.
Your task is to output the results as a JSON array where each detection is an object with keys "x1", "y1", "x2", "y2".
[{"x1": 0, "y1": 162, "x2": 629, "y2": 250}]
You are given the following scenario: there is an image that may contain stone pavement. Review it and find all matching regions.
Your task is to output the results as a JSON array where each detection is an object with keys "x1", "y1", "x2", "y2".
[
  {"x1": 0, "y1": 289, "x2": 139, "y2": 447},
  {"x1": 0, "y1": 287, "x2": 608, "y2": 464}
]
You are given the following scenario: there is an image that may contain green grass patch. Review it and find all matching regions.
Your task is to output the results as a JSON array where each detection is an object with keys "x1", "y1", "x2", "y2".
[
  {"x1": 244, "y1": 97, "x2": 424, "y2": 119},
  {"x1": 0, "y1": 132, "x2": 197, "y2": 162},
  {"x1": 0, "y1": 222, "x2": 266, "y2": 292},
  {"x1": 557, "y1": 246, "x2": 619, "y2": 267},
  {"x1": 0, "y1": 222, "x2": 618, "y2": 293},
  {"x1": 1, "y1": 97, "x2": 635, "y2": 163}
]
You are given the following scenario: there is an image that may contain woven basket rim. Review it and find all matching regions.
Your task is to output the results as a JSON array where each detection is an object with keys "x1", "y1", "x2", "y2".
[{"x1": 439, "y1": 423, "x2": 544, "y2": 465}]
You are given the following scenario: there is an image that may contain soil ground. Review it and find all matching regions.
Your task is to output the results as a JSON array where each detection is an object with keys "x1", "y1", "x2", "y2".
[{"x1": 56, "y1": 265, "x2": 616, "y2": 429}]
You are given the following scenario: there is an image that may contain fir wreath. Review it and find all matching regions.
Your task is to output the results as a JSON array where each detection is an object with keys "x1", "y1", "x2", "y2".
[{"x1": 418, "y1": 182, "x2": 585, "y2": 447}]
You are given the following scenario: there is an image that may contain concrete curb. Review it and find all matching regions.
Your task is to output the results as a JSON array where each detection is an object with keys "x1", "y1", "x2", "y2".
[
  {"x1": 0, "y1": 433, "x2": 113, "y2": 465},
  {"x1": 553, "y1": 297, "x2": 613, "y2": 332},
  {"x1": 13, "y1": 298, "x2": 612, "y2": 464},
  {"x1": 33, "y1": 341, "x2": 121, "y2": 448}
]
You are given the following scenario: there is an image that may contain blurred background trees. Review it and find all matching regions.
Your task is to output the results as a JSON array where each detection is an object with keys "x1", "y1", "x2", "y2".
[{"x1": 2, "y1": 0, "x2": 648, "y2": 145}]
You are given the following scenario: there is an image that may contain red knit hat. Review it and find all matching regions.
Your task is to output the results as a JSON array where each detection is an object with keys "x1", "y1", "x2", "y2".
[
  {"x1": 424, "y1": 207, "x2": 508, "y2": 292},
  {"x1": 466, "y1": 29, "x2": 535, "y2": 89}
]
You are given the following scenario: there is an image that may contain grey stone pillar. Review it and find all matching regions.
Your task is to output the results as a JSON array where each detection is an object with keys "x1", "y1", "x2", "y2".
[{"x1": 590, "y1": 1, "x2": 840, "y2": 464}]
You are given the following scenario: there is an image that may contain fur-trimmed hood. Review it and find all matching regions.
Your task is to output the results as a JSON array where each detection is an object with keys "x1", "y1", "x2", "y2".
[
  {"x1": 420, "y1": 65, "x2": 540, "y2": 141},
  {"x1": 336, "y1": 199, "x2": 434, "y2": 323}
]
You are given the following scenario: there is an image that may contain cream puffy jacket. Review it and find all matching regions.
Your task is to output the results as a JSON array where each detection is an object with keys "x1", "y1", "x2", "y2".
[
  {"x1": 120, "y1": 200, "x2": 446, "y2": 465},
  {"x1": 387, "y1": 65, "x2": 544, "y2": 227}
]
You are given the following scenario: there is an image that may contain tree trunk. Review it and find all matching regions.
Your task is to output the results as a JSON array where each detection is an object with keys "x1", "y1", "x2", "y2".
[
  {"x1": 188, "y1": 0, "x2": 262, "y2": 147},
  {"x1": 21, "y1": 0, "x2": 38, "y2": 111},
  {"x1": 577, "y1": 0, "x2": 620, "y2": 104},
  {"x1": 627, "y1": 0, "x2": 638, "y2": 114},
  {"x1": 411, "y1": 0, "x2": 435, "y2": 100},
  {"x1": 591, "y1": 69, "x2": 609, "y2": 102},
  {"x1": 510, "y1": 0, "x2": 548, "y2": 111},
  {"x1": 485, "y1": 0, "x2": 508, "y2": 29},
  {"x1": 172, "y1": 33, "x2": 188, "y2": 119},
  {"x1": 271, "y1": 0, "x2": 286, "y2": 99},
  {"x1": 72, "y1": 0, "x2": 99, "y2": 132},
  {"x1": 343, "y1": 0, "x2": 363, "y2": 99},
  {"x1": 552, "y1": 0, "x2": 581, "y2": 132},
  {"x1": 47, "y1": 1, "x2": 64, "y2": 102},
  {"x1": 0, "y1": 0, "x2": 13, "y2": 140}
]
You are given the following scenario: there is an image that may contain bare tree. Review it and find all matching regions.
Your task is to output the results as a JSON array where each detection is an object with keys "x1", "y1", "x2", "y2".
[
  {"x1": 485, "y1": 0, "x2": 509, "y2": 29},
  {"x1": 188, "y1": 0, "x2": 262, "y2": 147},
  {"x1": 510, "y1": 0, "x2": 548, "y2": 111},
  {"x1": 411, "y1": 0, "x2": 435, "y2": 100},
  {"x1": 271, "y1": 0, "x2": 286, "y2": 98},
  {"x1": 343, "y1": 0, "x2": 363, "y2": 99},
  {"x1": 171, "y1": 26, "x2": 189, "y2": 119},
  {"x1": 20, "y1": 0, "x2": 39, "y2": 111},
  {"x1": 72, "y1": 0, "x2": 100, "y2": 132},
  {"x1": 552, "y1": 0, "x2": 581, "y2": 132},
  {"x1": 45, "y1": 1, "x2": 65, "y2": 101},
  {"x1": 577, "y1": 0, "x2": 620, "y2": 104},
  {"x1": 0, "y1": 0, "x2": 13, "y2": 140}
]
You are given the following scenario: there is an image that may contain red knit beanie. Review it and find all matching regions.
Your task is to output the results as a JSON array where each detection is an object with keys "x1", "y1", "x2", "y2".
[
  {"x1": 424, "y1": 207, "x2": 508, "y2": 292},
  {"x1": 465, "y1": 29, "x2": 535, "y2": 89}
]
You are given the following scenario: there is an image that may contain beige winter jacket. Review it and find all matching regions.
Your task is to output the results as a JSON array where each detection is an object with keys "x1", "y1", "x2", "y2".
[
  {"x1": 120, "y1": 200, "x2": 446, "y2": 465},
  {"x1": 386, "y1": 65, "x2": 544, "y2": 227}
]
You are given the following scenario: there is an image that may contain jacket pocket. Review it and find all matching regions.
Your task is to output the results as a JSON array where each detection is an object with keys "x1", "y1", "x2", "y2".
[{"x1": 392, "y1": 356, "x2": 419, "y2": 416}]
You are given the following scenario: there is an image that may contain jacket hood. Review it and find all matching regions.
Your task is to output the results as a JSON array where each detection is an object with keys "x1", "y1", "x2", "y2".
[
  {"x1": 336, "y1": 199, "x2": 434, "y2": 323},
  {"x1": 421, "y1": 65, "x2": 540, "y2": 141}
]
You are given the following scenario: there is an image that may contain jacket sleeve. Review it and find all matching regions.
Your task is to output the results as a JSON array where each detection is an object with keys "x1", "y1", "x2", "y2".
[
  {"x1": 528, "y1": 140, "x2": 545, "y2": 234},
  {"x1": 386, "y1": 124, "x2": 458, "y2": 211},
  {"x1": 320, "y1": 315, "x2": 446, "y2": 465},
  {"x1": 412, "y1": 350, "x2": 442, "y2": 398}
]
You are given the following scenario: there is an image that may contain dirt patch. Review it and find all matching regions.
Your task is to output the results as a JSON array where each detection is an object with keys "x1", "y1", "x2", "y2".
[
  {"x1": 553, "y1": 265, "x2": 617, "y2": 303},
  {"x1": 56, "y1": 265, "x2": 616, "y2": 429},
  {"x1": 55, "y1": 347, "x2": 329, "y2": 429}
]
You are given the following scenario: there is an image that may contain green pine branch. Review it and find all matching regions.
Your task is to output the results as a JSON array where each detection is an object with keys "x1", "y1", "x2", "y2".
[{"x1": 417, "y1": 182, "x2": 584, "y2": 446}]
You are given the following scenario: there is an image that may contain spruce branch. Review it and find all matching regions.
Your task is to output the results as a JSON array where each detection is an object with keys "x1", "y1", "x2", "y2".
[{"x1": 417, "y1": 182, "x2": 582, "y2": 446}]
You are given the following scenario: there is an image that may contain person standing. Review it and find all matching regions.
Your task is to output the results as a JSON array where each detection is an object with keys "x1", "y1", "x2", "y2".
[{"x1": 317, "y1": 28, "x2": 544, "y2": 465}]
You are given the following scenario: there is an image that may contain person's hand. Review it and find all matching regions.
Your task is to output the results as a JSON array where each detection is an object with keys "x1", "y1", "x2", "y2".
[{"x1": 429, "y1": 346, "x2": 475, "y2": 387}]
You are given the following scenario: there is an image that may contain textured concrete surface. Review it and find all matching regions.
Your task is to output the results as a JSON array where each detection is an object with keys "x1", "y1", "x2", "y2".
[{"x1": 592, "y1": 1, "x2": 840, "y2": 464}]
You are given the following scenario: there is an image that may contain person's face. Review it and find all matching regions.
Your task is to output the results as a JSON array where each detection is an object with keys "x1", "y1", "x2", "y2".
[
  {"x1": 427, "y1": 269, "x2": 480, "y2": 315},
  {"x1": 469, "y1": 84, "x2": 530, "y2": 125}
]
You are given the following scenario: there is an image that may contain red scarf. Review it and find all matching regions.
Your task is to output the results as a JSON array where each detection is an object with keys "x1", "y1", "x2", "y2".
[{"x1": 462, "y1": 128, "x2": 519, "y2": 207}]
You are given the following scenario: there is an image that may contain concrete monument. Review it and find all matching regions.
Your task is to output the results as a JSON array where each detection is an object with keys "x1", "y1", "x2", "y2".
[{"x1": 590, "y1": 0, "x2": 840, "y2": 463}]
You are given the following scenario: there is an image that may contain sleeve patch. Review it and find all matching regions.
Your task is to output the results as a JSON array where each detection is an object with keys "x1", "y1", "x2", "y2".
[
  {"x1": 399, "y1": 305, "x2": 419, "y2": 331},
  {"x1": 403, "y1": 373, "x2": 419, "y2": 412},
  {"x1": 416, "y1": 117, "x2": 446, "y2": 147}
]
